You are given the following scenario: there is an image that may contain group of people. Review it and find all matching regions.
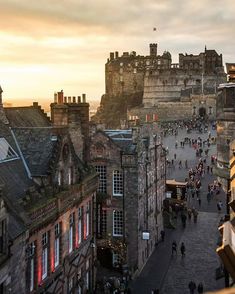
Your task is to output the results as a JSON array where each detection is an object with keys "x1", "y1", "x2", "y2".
[
  {"x1": 172, "y1": 240, "x2": 186, "y2": 257},
  {"x1": 188, "y1": 280, "x2": 204, "y2": 294}
]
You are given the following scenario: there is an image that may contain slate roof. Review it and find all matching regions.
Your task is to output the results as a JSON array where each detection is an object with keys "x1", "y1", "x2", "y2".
[
  {"x1": 0, "y1": 125, "x2": 33, "y2": 238},
  {"x1": 12, "y1": 127, "x2": 58, "y2": 176},
  {"x1": 4, "y1": 106, "x2": 50, "y2": 127}
]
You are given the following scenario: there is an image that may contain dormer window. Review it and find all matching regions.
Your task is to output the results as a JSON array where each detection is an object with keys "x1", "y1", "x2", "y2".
[{"x1": 0, "y1": 138, "x2": 19, "y2": 163}]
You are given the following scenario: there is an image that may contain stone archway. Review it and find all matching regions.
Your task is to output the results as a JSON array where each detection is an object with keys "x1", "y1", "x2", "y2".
[{"x1": 199, "y1": 107, "x2": 206, "y2": 117}]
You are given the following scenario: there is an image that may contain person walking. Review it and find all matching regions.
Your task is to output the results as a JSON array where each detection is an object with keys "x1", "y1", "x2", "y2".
[
  {"x1": 172, "y1": 241, "x2": 177, "y2": 255},
  {"x1": 193, "y1": 209, "x2": 198, "y2": 223},
  {"x1": 160, "y1": 230, "x2": 165, "y2": 242},
  {"x1": 197, "y1": 197, "x2": 201, "y2": 207},
  {"x1": 180, "y1": 242, "x2": 186, "y2": 257},
  {"x1": 187, "y1": 208, "x2": 192, "y2": 220},
  {"x1": 188, "y1": 280, "x2": 196, "y2": 294},
  {"x1": 197, "y1": 282, "x2": 204, "y2": 293}
]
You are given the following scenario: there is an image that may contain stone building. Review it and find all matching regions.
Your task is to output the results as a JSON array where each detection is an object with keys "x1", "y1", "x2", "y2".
[
  {"x1": 93, "y1": 43, "x2": 226, "y2": 127},
  {"x1": 216, "y1": 83, "x2": 235, "y2": 191},
  {"x1": 89, "y1": 123, "x2": 166, "y2": 280},
  {"x1": 216, "y1": 140, "x2": 235, "y2": 285},
  {"x1": 0, "y1": 88, "x2": 98, "y2": 293}
]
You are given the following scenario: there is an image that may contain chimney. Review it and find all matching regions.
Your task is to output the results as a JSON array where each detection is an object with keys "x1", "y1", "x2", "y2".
[
  {"x1": 110, "y1": 52, "x2": 114, "y2": 60},
  {"x1": 82, "y1": 93, "x2": 86, "y2": 103},
  {"x1": 73, "y1": 96, "x2": 76, "y2": 103},
  {"x1": 57, "y1": 90, "x2": 64, "y2": 104},
  {"x1": 64, "y1": 96, "x2": 67, "y2": 103},
  {"x1": 54, "y1": 92, "x2": 57, "y2": 103},
  {"x1": 77, "y1": 96, "x2": 81, "y2": 103},
  {"x1": 68, "y1": 96, "x2": 71, "y2": 103},
  {"x1": 115, "y1": 51, "x2": 119, "y2": 59}
]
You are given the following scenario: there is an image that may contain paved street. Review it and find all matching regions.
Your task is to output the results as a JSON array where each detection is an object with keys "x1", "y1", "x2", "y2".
[{"x1": 131, "y1": 123, "x2": 226, "y2": 294}]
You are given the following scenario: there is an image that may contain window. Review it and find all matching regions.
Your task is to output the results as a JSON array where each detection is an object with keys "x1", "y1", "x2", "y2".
[
  {"x1": 113, "y1": 170, "x2": 123, "y2": 196},
  {"x1": 42, "y1": 232, "x2": 49, "y2": 280},
  {"x1": 112, "y1": 252, "x2": 121, "y2": 267},
  {"x1": 95, "y1": 166, "x2": 107, "y2": 193},
  {"x1": 69, "y1": 213, "x2": 74, "y2": 253},
  {"x1": 54, "y1": 223, "x2": 60, "y2": 268},
  {"x1": 78, "y1": 207, "x2": 82, "y2": 245},
  {"x1": 85, "y1": 260, "x2": 90, "y2": 290},
  {"x1": 85, "y1": 203, "x2": 90, "y2": 239},
  {"x1": 42, "y1": 248, "x2": 48, "y2": 280},
  {"x1": 101, "y1": 210, "x2": 107, "y2": 235},
  {"x1": 0, "y1": 138, "x2": 19, "y2": 163},
  {"x1": 113, "y1": 210, "x2": 123, "y2": 236},
  {"x1": 29, "y1": 242, "x2": 35, "y2": 292}
]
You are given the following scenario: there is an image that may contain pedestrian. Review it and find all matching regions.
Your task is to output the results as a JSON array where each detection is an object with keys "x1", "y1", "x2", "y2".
[
  {"x1": 181, "y1": 213, "x2": 187, "y2": 228},
  {"x1": 210, "y1": 166, "x2": 213, "y2": 174},
  {"x1": 188, "y1": 280, "x2": 196, "y2": 294},
  {"x1": 197, "y1": 282, "x2": 204, "y2": 293},
  {"x1": 192, "y1": 191, "x2": 195, "y2": 199},
  {"x1": 187, "y1": 208, "x2": 192, "y2": 220},
  {"x1": 197, "y1": 197, "x2": 201, "y2": 207},
  {"x1": 151, "y1": 289, "x2": 159, "y2": 294},
  {"x1": 207, "y1": 192, "x2": 211, "y2": 204},
  {"x1": 185, "y1": 160, "x2": 188, "y2": 169},
  {"x1": 193, "y1": 209, "x2": 198, "y2": 223},
  {"x1": 174, "y1": 153, "x2": 177, "y2": 160},
  {"x1": 217, "y1": 201, "x2": 223, "y2": 212},
  {"x1": 160, "y1": 230, "x2": 165, "y2": 242},
  {"x1": 172, "y1": 241, "x2": 177, "y2": 255},
  {"x1": 180, "y1": 242, "x2": 186, "y2": 257}
]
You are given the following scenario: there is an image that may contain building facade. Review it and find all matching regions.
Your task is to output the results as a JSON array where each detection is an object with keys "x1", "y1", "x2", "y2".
[
  {"x1": 89, "y1": 124, "x2": 166, "y2": 281},
  {"x1": 216, "y1": 83, "x2": 235, "y2": 191},
  {"x1": 0, "y1": 88, "x2": 98, "y2": 294}
]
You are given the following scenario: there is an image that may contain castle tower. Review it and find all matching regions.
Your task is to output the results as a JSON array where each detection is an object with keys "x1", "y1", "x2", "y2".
[{"x1": 149, "y1": 43, "x2": 158, "y2": 57}]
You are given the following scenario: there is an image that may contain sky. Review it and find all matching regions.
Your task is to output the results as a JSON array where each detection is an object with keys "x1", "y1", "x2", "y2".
[{"x1": 0, "y1": 0, "x2": 234, "y2": 105}]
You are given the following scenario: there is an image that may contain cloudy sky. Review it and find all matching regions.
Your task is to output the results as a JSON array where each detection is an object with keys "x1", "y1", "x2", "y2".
[{"x1": 0, "y1": 0, "x2": 234, "y2": 104}]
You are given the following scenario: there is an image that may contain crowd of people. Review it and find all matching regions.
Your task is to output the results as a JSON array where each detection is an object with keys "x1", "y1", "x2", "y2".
[{"x1": 158, "y1": 118, "x2": 223, "y2": 294}]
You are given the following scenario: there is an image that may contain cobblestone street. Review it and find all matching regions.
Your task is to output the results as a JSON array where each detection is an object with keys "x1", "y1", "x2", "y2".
[{"x1": 131, "y1": 123, "x2": 226, "y2": 294}]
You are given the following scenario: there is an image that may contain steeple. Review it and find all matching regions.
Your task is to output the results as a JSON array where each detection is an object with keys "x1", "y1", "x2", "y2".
[{"x1": 0, "y1": 86, "x2": 9, "y2": 124}]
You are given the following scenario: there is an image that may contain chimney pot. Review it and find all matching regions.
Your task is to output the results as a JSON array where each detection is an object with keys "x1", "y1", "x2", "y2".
[
  {"x1": 68, "y1": 96, "x2": 71, "y2": 103},
  {"x1": 54, "y1": 92, "x2": 58, "y2": 103},
  {"x1": 82, "y1": 94, "x2": 86, "y2": 103},
  {"x1": 110, "y1": 52, "x2": 114, "y2": 60},
  {"x1": 73, "y1": 96, "x2": 76, "y2": 103},
  {"x1": 57, "y1": 90, "x2": 64, "y2": 104},
  {"x1": 64, "y1": 96, "x2": 67, "y2": 103},
  {"x1": 77, "y1": 96, "x2": 81, "y2": 103}
]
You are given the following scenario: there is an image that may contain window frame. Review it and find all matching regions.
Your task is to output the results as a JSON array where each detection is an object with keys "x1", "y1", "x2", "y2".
[
  {"x1": 113, "y1": 170, "x2": 123, "y2": 196},
  {"x1": 113, "y1": 210, "x2": 123, "y2": 237}
]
